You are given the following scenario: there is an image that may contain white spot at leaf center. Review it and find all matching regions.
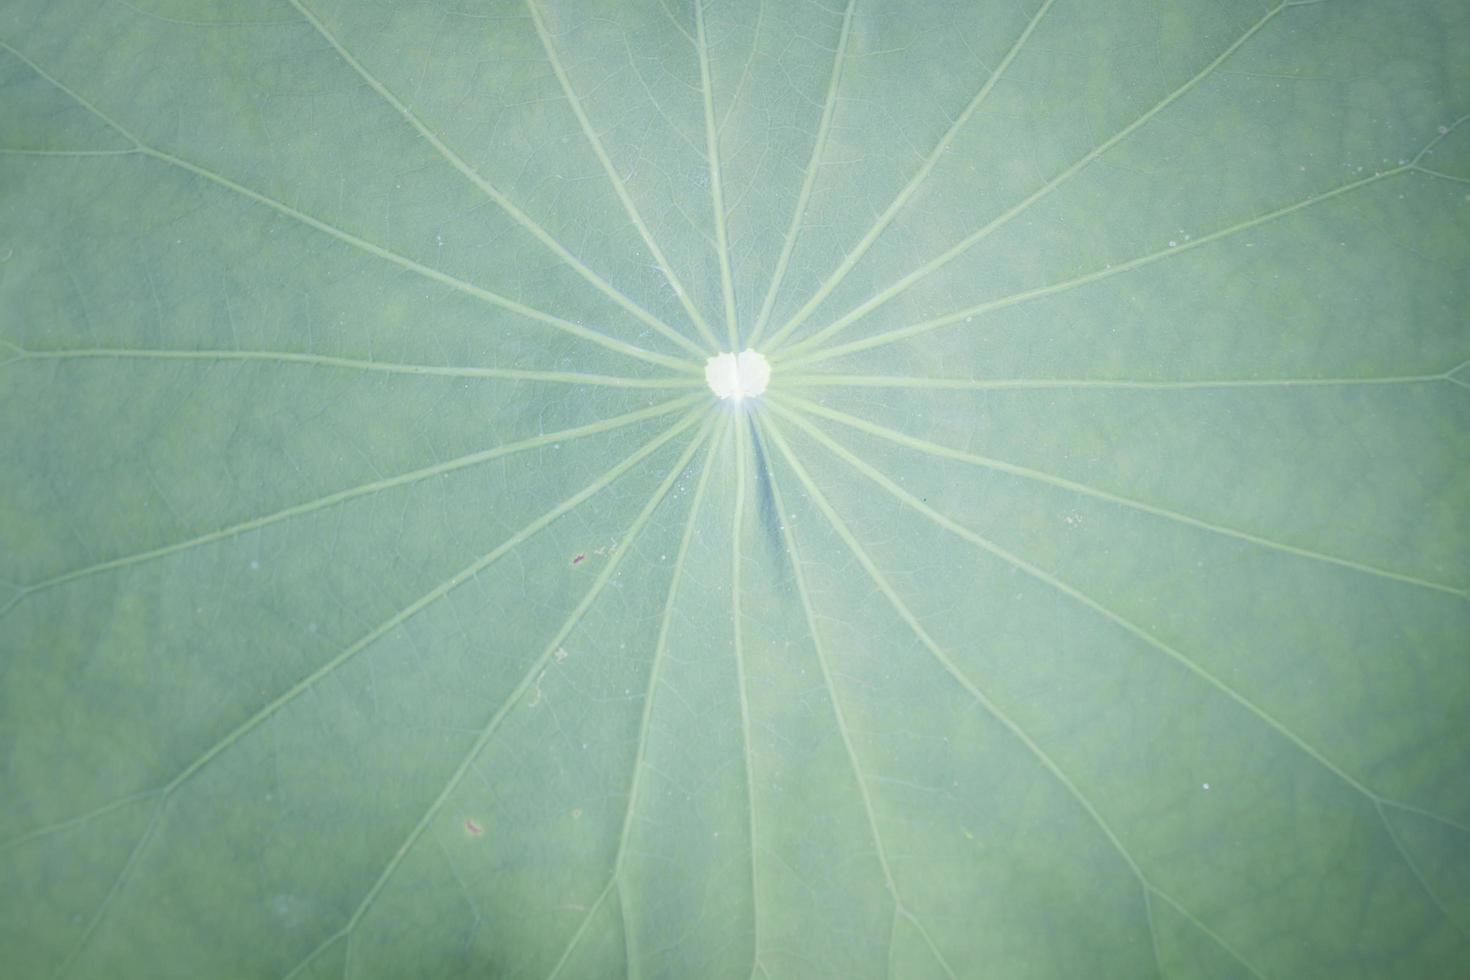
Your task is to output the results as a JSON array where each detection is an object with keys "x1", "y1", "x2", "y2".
[{"x1": 705, "y1": 349, "x2": 771, "y2": 401}]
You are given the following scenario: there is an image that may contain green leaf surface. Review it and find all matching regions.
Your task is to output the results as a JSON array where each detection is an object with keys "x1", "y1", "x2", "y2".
[{"x1": 2, "y1": 0, "x2": 1468, "y2": 977}]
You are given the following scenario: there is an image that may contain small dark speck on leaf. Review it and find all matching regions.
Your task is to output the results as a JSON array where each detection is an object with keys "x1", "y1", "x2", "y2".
[
  {"x1": 465, "y1": 818, "x2": 483, "y2": 836},
  {"x1": 571, "y1": 553, "x2": 586, "y2": 566}
]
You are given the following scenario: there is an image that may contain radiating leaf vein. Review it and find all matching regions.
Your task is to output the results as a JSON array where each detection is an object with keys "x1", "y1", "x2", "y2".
[
  {"x1": 761, "y1": 0, "x2": 1059, "y2": 350},
  {"x1": 284, "y1": 0, "x2": 707, "y2": 359},
  {"x1": 546, "y1": 419, "x2": 727, "y2": 980},
  {"x1": 775, "y1": 392, "x2": 1467, "y2": 596},
  {"x1": 770, "y1": 400, "x2": 1468, "y2": 947},
  {"x1": 291, "y1": 411, "x2": 715, "y2": 980},
  {"x1": 6, "y1": 396, "x2": 701, "y2": 612},
  {"x1": 526, "y1": 0, "x2": 722, "y2": 350},
  {"x1": 774, "y1": 2, "x2": 1287, "y2": 357}
]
